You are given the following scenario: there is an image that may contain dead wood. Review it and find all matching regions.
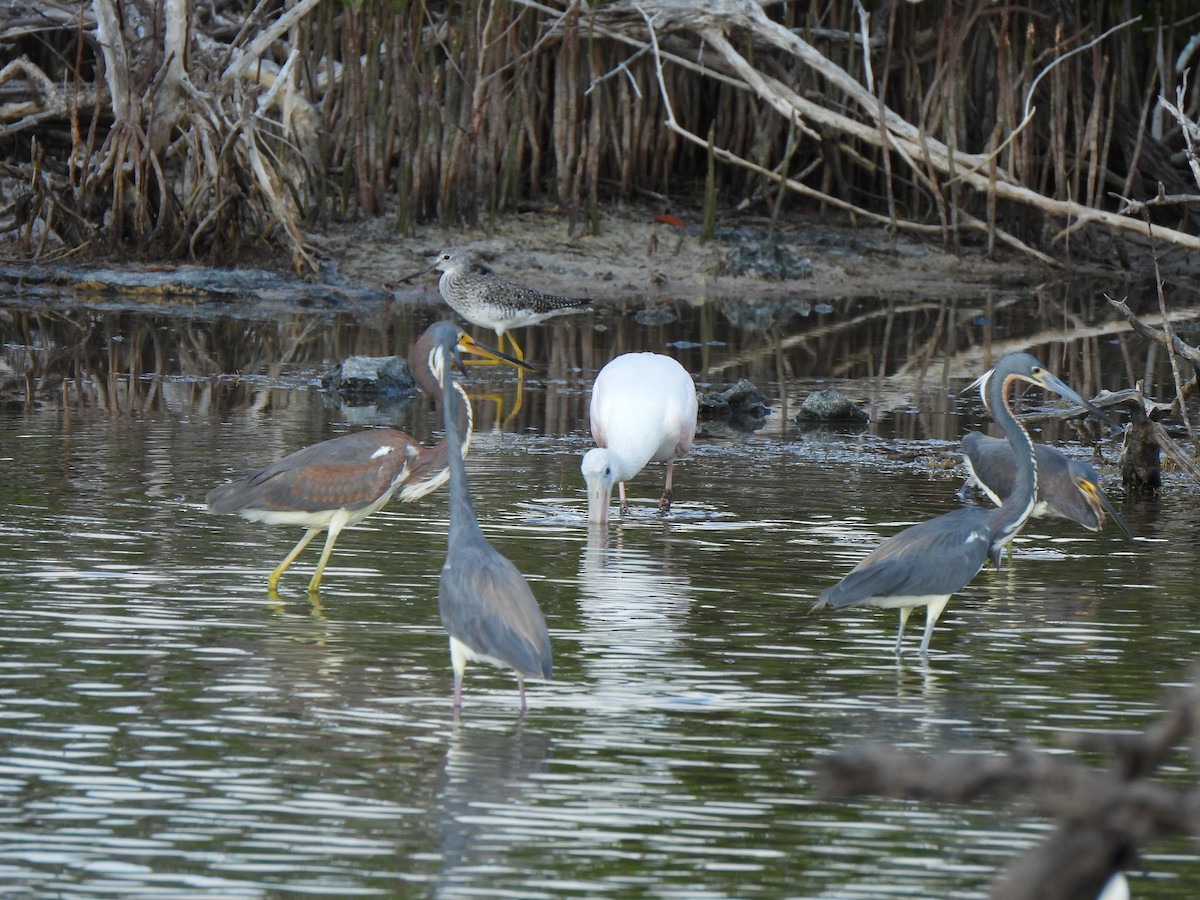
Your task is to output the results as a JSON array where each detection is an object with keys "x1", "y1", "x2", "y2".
[{"x1": 818, "y1": 669, "x2": 1200, "y2": 899}]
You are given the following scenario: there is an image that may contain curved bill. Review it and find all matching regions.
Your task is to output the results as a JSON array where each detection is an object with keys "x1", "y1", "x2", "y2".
[{"x1": 456, "y1": 333, "x2": 536, "y2": 371}]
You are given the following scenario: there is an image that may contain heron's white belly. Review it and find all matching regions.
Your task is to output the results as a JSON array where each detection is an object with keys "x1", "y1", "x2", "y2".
[
  {"x1": 869, "y1": 593, "x2": 952, "y2": 610},
  {"x1": 450, "y1": 636, "x2": 510, "y2": 673}
]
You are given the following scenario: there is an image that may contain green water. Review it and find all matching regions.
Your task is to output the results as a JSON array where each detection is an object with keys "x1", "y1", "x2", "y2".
[{"x1": 0, "y1": 284, "x2": 1196, "y2": 897}]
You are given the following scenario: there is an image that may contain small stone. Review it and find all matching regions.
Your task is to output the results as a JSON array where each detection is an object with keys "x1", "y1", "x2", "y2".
[
  {"x1": 724, "y1": 243, "x2": 814, "y2": 280},
  {"x1": 321, "y1": 355, "x2": 415, "y2": 399},
  {"x1": 698, "y1": 378, "x2": 771, "y2": 431},
  {"x1": 797, "y1": 389, "x2": 869, "y2": 422}
]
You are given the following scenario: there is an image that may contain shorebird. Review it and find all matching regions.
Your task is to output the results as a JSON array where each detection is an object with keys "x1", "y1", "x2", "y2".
[
  {"x1": 436, "y1": 345, "x2": 553, "y2": 715},
  {"x1": 430, "y1": 247, "x2": 590, "y2": 361},
  {"x1": 581, "y1": 352, "x2": 698, "y2": 523},
  {"x1": 206, "y1": 322, "x2": 532, "y2": 595},
  {"x1": 814, "y1": 353, "x2": 1108, "y2": 655}
]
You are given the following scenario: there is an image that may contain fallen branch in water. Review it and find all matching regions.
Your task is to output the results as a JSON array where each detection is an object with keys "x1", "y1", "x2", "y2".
[{"x1": 818, "y1": 668, "x2": 1200, "y2": 899}]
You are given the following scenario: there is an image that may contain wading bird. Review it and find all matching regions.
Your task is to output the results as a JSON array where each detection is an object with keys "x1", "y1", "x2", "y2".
[
  {"x1": 206, "y1": 322, "x2": 531, "y2": 595},
  {"x1": 959, "y1": 431, "x2": 1133, "y2": 539},
  {"x1": 581, "y1": 352, "x2": 699, "y2": 523},
  {"x1": 436, "y1": 345, "x2": 552, "y2": 714},
  {"x1": 429, "y1": 247, "x2": 590, "y2": 361},
  {"x1": 814, "y1": 353, "x2": 1107, "y2": 655}
]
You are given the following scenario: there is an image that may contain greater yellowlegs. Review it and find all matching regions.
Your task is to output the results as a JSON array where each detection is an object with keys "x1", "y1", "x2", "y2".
[{"x1": 431, "y1": 247, "x2": 590, "y2": 361}]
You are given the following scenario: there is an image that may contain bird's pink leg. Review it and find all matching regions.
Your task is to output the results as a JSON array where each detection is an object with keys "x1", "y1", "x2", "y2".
[
  {"x1": 518, "y1": 677, "x2": 527, "y2": 712},
  {"x1": 452, "y1": 671, "x2": 463, "y2": 716},
  {"x1": 659, "y1": 461, "x2": 675, "y2": 513}
]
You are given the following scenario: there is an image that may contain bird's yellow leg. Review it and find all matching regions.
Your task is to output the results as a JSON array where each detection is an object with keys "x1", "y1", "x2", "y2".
[
  {"x1": 618, "y1": 482, "x2": 629, "y2": 516},
  {"x1": 268, "y1": 527, "x2": 322, "y2": 593},
  {"x1": 507, "y1": 333, "x2": 525, "y2": 362},
  {"x1": 306, "y1": 515, "x2": 349, "y2": 594},
  {"x1": 474, "y1": 391, "x2": 507, "y2": 429},
  {"x1": 502, "y1": 366, "x2": 525, "y2": 427}
]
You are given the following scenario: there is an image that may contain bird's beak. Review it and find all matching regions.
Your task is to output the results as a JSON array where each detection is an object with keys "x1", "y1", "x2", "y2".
[
  {"x1": 395, "y1": 260, "x2": 436, "y2": 284},
  {"x1": 583, "y1": 473, "x2": 612, "y2": 525},
  {"x1": 1077, "y1": 478, "x2": 1135, "y2": 541},
  {"x1": 456, "y1": 334, "x2": 536, "y2": 371},
  {"x1": 1034, "y1": 372, "x2": 1122, "y2": 432}
]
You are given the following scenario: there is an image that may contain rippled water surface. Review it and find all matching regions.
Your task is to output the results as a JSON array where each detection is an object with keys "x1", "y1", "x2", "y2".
[{"x1": 1, "y1": 279, "x2": 1198, "y2": 897}]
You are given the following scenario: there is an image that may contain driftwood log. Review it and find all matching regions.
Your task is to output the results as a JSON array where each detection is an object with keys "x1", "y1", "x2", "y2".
[{"x1": 818, "y1": 669, "x2": 1200, "y2": 899}]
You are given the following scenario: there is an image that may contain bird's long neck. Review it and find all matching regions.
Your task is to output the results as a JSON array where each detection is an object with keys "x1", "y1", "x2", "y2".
[
  {"x1": 987, "y1": 372, "x2": 1038, "y2": 549},
  {"x1": 407, "y1": 381, "x2": 472, "y2": 491},
  {"x1": 441, "y1": 373, "x2": 485, "y2": 546}
]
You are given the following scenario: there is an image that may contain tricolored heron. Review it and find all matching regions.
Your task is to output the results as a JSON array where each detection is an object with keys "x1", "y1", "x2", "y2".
[
  {"x1": 581, "y1": 351, "x2": 699, "y2": 523},
  {"x1": 429, "y1": 247, "x2": 590, "y2": 362},
  {"x1": 814, "y1": 353, "x2": 1104, "y2": 655},
  {"x1": 960, "y1": 431, "x2": 1133, "y2": 539},
  {"x1": 436, "y1": 342, "x2": 552, "y2": 714},
  {"x1": 206, "y1": 322, "x2": 532, "y2": 595}
]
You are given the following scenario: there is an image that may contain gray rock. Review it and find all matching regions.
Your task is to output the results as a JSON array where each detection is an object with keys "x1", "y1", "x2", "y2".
[
  {"x1": 797, "y1": 389, "x2": 869, "y2": 422},
  {"x1": 321, "y1": 355, "x2": 415, "y2": 400},
  {"x1": 698, "y1": 378, "x2": 771, "y2": 433},
  {"x1": 724, "y1": 243, "x2": 814, "y2": 280}
]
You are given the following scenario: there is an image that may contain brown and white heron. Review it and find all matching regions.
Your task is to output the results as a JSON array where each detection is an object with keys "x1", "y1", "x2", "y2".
[
  {"x1": 205, "y1": 322, "x2": 531, "y2": 595},
  {"x1": 581, "y1": 352, "x2": 699, "y2": 523},
  {"x1": 814, "y1": 353, "x2": 1111, "y2": 656}
]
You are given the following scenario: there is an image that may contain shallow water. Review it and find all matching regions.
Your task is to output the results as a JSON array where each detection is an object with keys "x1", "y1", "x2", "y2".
[{"x1": 0, "y1": 278, "x2": 1198, "y2": 897}]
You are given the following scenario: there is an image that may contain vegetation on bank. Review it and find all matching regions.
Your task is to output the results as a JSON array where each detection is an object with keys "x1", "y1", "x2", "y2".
[{"x1": 2, "y1": 2, "x2": 1200, "y2": 272}]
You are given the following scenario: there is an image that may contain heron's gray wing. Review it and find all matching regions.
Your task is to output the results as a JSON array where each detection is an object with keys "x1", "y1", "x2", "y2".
[
  {"x1": 962, "y1": 432, "x2": 1016, "y2": 501},
  {"x1": 438, "y1": 541, "x2": 552, "y2": 679},
  {"x1": 964, "y1": 432, "x2": 1080, "y2": 513},
  {"x1": 818, "y1": 508, "x2": 992, "y2": 609}
]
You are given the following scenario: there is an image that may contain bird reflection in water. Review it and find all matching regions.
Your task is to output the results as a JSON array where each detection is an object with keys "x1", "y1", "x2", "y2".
[
  {"x1": 577, "y1": 529, "x2": 696, "y2": 701},
  {"x1": 431, "y1": 723, "x2": 553, "y2": 895}
]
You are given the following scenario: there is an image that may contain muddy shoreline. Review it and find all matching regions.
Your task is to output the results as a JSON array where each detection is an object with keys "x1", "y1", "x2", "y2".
[{"x1": 1, "y1": 206, "x2": 1120, "y2": 312}]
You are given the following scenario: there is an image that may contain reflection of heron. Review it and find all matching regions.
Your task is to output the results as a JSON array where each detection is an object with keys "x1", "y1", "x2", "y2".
[
  {"x1": 815, "y1": 353, "x2": 1104, "y2": 655},
  {"x1": 581, "y1": 352, "x2": 698, "y2": 523},
  {"x1": 206, "y1": 322, "x2": 530, "y2": 595},
  {"x1": 436, "y1": 345, "x2": 552, "y2": 715},
  {"x1": 960, "y1": 432, "x2": 1133, "y2": 539},
  {"x1": 433, "y1": 725, "x2": 552, "y2": 896},
  {"x1": 429, "y1": 247, "x2": 590, "y2": 362}
]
